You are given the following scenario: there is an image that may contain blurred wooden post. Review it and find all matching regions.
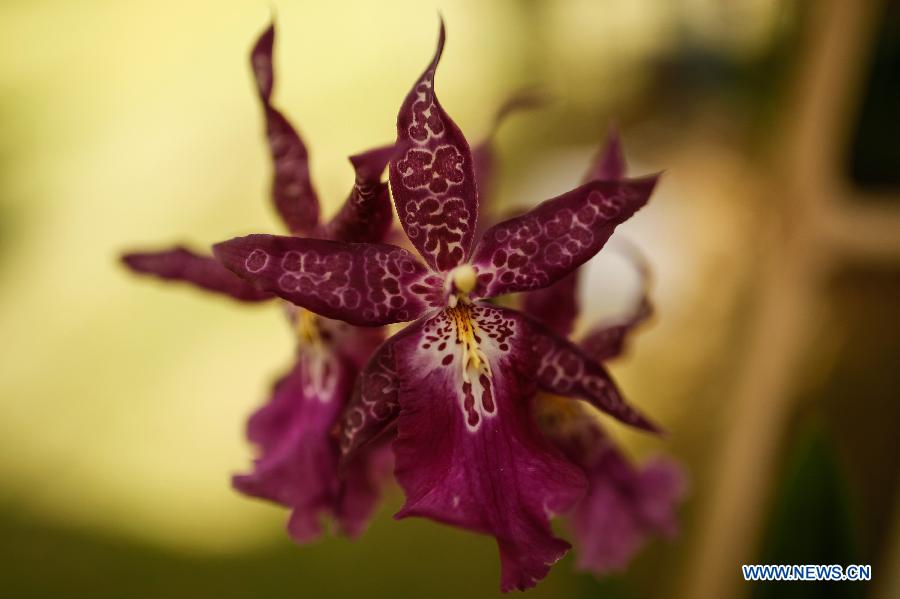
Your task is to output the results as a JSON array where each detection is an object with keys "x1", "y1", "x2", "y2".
[{"x1": 679, "y1": 1, "x2": 897, "y2": 598}]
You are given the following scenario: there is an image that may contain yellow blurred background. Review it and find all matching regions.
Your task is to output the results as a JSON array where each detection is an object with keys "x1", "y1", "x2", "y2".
[{"x1": 2, "y1": 0, "x2": 899, "y2": 597}]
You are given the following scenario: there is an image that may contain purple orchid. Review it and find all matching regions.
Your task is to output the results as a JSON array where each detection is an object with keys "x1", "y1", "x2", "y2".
[
  {"x1": 122, "y1": 23, "x2": 394, "y2": 543},
  {"x1": 213, "y1": 22, "x2": 662, "y2": 591},
  {"x1": 524, "y1": 129, "x2": 686, "y2": 575}
]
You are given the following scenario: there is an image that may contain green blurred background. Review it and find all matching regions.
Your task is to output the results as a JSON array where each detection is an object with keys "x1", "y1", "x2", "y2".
[{"x1": 1, "y1": 0, "x2": 899, "y2": 597}]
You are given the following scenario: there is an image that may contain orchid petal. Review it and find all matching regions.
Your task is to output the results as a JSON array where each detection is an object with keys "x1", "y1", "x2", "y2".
[
  {"x1": 389, "y1": 21, "x2": 479, "y2": 272},
  {"x1": 526, "y1": 316, "x2": 662, "y2": 433},
  {"x1": 318, "y1": 144, "x2": 395, "y2": 244},
  {"x1": 471, "y1": 175, "x2": 659, "y2": 299},
  {"x1": 515, "y1": 126, "x2": 632, "y2": 331},
  {"x1": 391, "y1": 304, "x2": 586, "y2": 591},
  {"x1": 580, "y1": 243, "x2": 654, "y2": 362},
  {"x1": 251, "y1": 23, "x2": 319, "y2": 234},
  {"x1": 234, "y1": 352, "x2": 364, "y2": 543},
  {"x1": 214, "y1": 235, "x2": 440, "y2": 326},
  {"x1": 333, "y1": 444, "x2": 394, "y2": 538},
  {"x1": 535, "y1": 398, "x2": 684, "y2": 574},
  {"x1": 572, "y1": 448, "x2": 685, "y2": 574},
  {"x1": 584, "y1": 124, "x2": 626, "y2": 183},
  {"x1": 507, "y1": 127, "x2": 633, "y2": 328},
  {"x1": 338, "y1": 323, "x2": 422, "y2": 461},
  {"x1": 122, "y1": 246, "x2": 272, "y2": 302},
  {"x1": 580, "y1": 295, "x2": 652, "y2": 363}
]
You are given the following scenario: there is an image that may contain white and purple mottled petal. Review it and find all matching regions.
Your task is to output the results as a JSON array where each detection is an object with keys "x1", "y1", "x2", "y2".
[
  {"x1": 470, "y1": 176, "x2": 658, "y2": 299},
  {"x1": 511, "y1": 127, "x2": 636, "y2": 329},
  {"x1": 122, "y1": 246, "x2": 273, "y2": 302},
  {"x1": 391, "y1": 303, "x2": 586, "y2": 592},
  {"x1": 318, "y1": 144, "x2": 395, "y2": 244},
  {"x1": 338, "y1": 322, "x2": 427, "y2": 460},
  {"x1": 213, "y1": 235, "x2": 443, "y2": 326},
  {"x1": 389, "y1": 21, "x2": 479, "y2": 272},
  {"x1": 251, "y1": 23, "x2": 319, "y2": 235},
  {"x1": 526, "y1": 317, "x2": 662, "y2": 433},
  {"x1": 234, "y1": 351, "x2": 385, "y2": 542}
]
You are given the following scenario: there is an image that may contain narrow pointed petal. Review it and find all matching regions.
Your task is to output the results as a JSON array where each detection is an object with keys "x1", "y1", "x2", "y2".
[
  {"x1": 526, "y1": 317, "x2": 662, "y2": 433},
  {"x1": 580, "y1": 296, "x2": 652, "y2": 362},
  {"x1": 514, "y1": 126, "x2": 632, "y2": 332},
  {"x1": 471, "y1": 175, "x2": 659, "y2": 299},
  {"x1": 338, "y1": 321, "x2": 428, "y2": 461},
  {"x1": 251, "y1": 24, "x2": 319, "y2": 234},
  {"x1": 391, "y1": 304, "x2": 586, "y2": 591},
  {"x1": 234, "y1": 352, "x2": 353, "y2": 543},
  {"x1": 214, "y1": 235, "x2": 440, "y2": 326},
  {"x1": 520, "y1": 270, "x2": 580, "y2": 338},
  {"x1": 580, "y1": 244, "x2": 654, "y2": 362},
  {"x1": 318, "y1": 144, "x2": 395, "y2": 244},
  {"x1": 584, "y1": 125, "x2": 626, "y2": 183},
  {"x1": 122, "y1": 246, "x2": 272, "y2": 302},
  {"x1": 389, "y1": 21, "x2": 479, "y2": 271},
  {"x1": 339, "y1": 335, "x2": 405, "y2": 458}
]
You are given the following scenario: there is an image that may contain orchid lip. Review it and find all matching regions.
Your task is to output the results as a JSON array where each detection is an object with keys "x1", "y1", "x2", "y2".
[{"x1": 446, "y1": 303, "x2": 491, "y2": 384}]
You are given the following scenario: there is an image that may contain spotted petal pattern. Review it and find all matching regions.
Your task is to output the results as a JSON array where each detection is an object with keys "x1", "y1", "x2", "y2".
[
  {"x1": 318, "y1": 144, "x2": 394, "y2": 244},
  {"x1": 389, "y1": 21, "x2": 479, "y2": 272},
  {"x1": 251, "y1": 24, "x2": 319, "y2": 234},
  {"x1": 391, "y1": 304, "x2": 586, "y2": 591},
  {"x1": 122, "y1": 246, "x2": 272, "y2": 302},
  {"x1": 214, "y1": 235, "x2": 439, "y2": 326},
  {"x1": 471, "y1": 176, "x2": 658, "y2": 299},
  {"x1": 338, "y1": 324, "x2": 422, "y2": 460},
  {"x1": 526, "y1": 317, "x2": 661, "y2": 433},
  {"x1": 510, "y1": 126, "x2": 633, "y2": 330}
]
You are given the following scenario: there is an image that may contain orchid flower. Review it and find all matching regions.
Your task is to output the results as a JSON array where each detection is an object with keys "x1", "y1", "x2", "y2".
[
  {"x1": 214, "y1": 21, "x2": 662, "y2": 591},
  {"x1": 524, "y1": 130, "x2": 686, "y2": 575},
  {"x1": 122, "y1": 23, "x2": 394, "y2": 542}
]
